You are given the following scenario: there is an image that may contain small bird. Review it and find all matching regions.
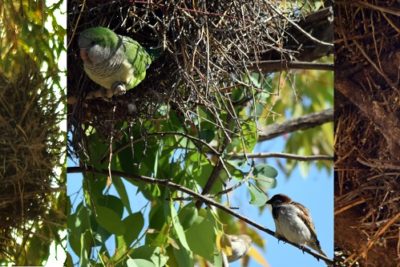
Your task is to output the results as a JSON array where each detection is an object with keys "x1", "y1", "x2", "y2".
[
  {"x1": 220, "y1": 234, "x2": 252, "y2": 266},
  {"x1": 266, "y1": 194, "x2": 327, "y2": 257},
  {"x1": 78, "y1": 27, "x2": 154, "y2": 98},
  {"x1": 224, "y1": 234, "x2": 252, "y2": 262}
]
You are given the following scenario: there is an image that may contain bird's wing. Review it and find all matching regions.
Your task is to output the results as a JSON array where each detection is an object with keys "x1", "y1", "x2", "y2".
[
  {"x1": 120, "y1": 36, "x2": 152, "y2": 88},
  {"x1": 123, "y1": 37, "x2": 152, "y2": 72},
  {"x1": 293, "y1": 201, "x2": 319, "y2": 242}
]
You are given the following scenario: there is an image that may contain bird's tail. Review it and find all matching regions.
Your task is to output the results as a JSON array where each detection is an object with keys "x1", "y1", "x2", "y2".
[
  {"x1": 146, "y1": 46, "x2": 163, "y2": 61},
  {"x1": 309, "y1": 241, "x2": 332, "y2": 266}
]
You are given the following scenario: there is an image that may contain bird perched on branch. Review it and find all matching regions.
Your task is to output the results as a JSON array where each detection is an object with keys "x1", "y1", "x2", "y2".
[
  {"x1": 78, "y1": 26, "x2": 156, "y2": 98},
  {"x1": 219, "y1": 234, "x2": 252, "y2": 266},
  {"x1": 266, "y1": 194, "x2": 327, "y2": 257}
]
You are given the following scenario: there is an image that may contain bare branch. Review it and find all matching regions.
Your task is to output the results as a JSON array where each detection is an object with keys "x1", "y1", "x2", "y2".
[
  {"x1": 247, "y1": 60, "x2": 334, "y2": 73},
  {"x1": 269, "y1": 5, "x2": 333, "y2": 47},
  {"x1": 228, "y1": 152, "x2": 333, "y2": 161},
  {"x1": 259, "y1": 108, "x2": 333, "y2": 141},
  {"x1": 67, "y1": 166, "x2": 334, "y2": 265}
]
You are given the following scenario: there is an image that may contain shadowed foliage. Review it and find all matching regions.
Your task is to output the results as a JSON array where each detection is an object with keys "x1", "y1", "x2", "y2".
[{"x1": 0, "y1": 0, "x2": 66, "y2": 265}]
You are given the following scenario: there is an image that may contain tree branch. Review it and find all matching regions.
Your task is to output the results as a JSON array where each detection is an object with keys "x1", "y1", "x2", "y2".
[
  {"x1": 247, "y1": 60, "x2": 334, "y2": 73},
  {"x1": 67, "y1": 166, "x2": 333, "y2": 265},
  {"x1": 195, "y1": 139, "x2": 230, "y2": 208},
  {"x1": 270, "y1": 5, "x2": 333, "y2": 48},
  {"x1": 259, "y1": 108, "x2": 333, "y2": 141},
  {"x1": 100, "y1": 131, "x2": 221, "y2": 164},
  {"x1": 228, "y1": 152, "x2": 333, "y2": 161}
]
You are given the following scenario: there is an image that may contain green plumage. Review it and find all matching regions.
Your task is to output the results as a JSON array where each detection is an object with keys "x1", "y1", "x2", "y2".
[{"x1": 78, "y1": 27, "x2": 153, "y2": 96}]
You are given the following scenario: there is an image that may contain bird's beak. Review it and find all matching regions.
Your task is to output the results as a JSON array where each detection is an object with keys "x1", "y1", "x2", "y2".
[
  {"x1": 266, "y1": 199, "x2": 272, "y2": 205},
  {"x1": 80, "y1": 48, "x2": 89, "y2": 62}
]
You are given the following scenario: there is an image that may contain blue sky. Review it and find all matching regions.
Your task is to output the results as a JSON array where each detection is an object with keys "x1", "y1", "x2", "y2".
[
  {"x1": 67, "y1": 131, "x2": 333, "y2": 267},
  {"x1": 229, "y1": 138, "x2": 333, "y2": 267}
]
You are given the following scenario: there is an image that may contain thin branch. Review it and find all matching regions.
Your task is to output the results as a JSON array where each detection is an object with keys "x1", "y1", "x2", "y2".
[
  {"x1": 152, "y1": 131, "x2": 221, "y2": 155},
  {"x1": 269, "y1": 5, "x2": 334, "y2": 48},
  {"x1": 196, "y1": 157, "x2": 225, "y2": 209},
  {"x1": 351, "y1": 1, "x2": 400, "y2": 16},
  {"x1": 228, "y1": 152, "x2": 333, "y2": 161},
  {"x1": 215, "y1": 165, "x2": 255, "y2": 196},
  {"x1": 196, "y1": 136, "x2": 231, "y2": 208},
  {"x1": 357, "y1": 158, "x2": 400, "y2": 170},
  {"x1": 67, "y1": 166, "x2": 333, "y2": 265},
  {"x1": 100, "y1": 131, "x2": 221, "y2": 163},
  {"x1": 247, "y1": 60, "x2": 334, "y2": 72},
  {"x1": 259, "y1": 108, "x2": 333, "y2": 141}
]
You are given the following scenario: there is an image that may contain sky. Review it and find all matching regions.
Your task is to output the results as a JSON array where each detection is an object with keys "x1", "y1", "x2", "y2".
[
  {"x1": 6, "y1": 0, "x2": 331, "y2": 266},
  {"x1": 63, "y1": 3, "x2": 333, "y2": 266},
  {"x1": 229, "y1": 138, "x2": 333, "y2": 267},
  {"x1": 67, "y1": 132, "x2": 333, "y2": 267}
]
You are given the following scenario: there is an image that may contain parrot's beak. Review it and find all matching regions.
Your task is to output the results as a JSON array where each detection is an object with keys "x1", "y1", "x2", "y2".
[{"x1": 80, "y1": 48, "x2": 89, "y2": 63}]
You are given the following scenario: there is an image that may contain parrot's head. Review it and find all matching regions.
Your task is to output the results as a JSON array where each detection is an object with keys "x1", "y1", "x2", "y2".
[{"x1": 78, "y1": 27, "x2": 119, "y2": 65}]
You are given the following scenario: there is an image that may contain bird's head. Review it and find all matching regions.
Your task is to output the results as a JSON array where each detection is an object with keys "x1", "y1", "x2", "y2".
[
  {"x1": 78, "y1": 27, "x2": 119, "y2": 64},
  {"x1": 266, "y1": 194, "x2": 292, "y2": 207}
]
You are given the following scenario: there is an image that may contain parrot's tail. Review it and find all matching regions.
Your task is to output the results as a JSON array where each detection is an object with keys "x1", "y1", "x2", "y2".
[{"x1": 146, "y1": 46, "x2": 163, "y2": 61}]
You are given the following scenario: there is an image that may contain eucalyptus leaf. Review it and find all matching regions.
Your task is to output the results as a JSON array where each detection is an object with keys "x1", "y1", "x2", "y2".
[
  {"x1": 248, "y1": 182, "x2": 268, "y2": 206},
  {"x1": 126, "y1": 258, "x2": 156, "y2": 267}
]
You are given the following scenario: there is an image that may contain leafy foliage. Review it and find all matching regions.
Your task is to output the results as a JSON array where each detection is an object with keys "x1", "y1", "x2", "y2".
[
  {"x1": 67, "y1": 2, "x2": 333, "y2": 267},
  {"x1": 68, "y1": 64, "x2": 332, "y2": 266},
  {"x1": 0, "y1": 0, "x2": 66, "y2": 265},
  {"x1": 262, "y1": 64, "x2": 334, "y2": 176}
]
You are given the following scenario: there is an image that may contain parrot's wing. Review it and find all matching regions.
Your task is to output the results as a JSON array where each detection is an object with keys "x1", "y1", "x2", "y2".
[{"x1": 122, "y1": 36, "x2": 152, "y2": 88}]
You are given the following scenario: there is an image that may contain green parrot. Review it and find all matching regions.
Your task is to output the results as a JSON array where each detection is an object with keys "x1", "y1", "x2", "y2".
[{"x1": 78, "y1": 26, "x2": 153, "y2": 98}]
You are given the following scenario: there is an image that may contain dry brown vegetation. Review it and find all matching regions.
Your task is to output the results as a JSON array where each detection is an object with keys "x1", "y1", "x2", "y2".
[{"x1": 334, "y1": 1, "x2": 400, "y2": 266}]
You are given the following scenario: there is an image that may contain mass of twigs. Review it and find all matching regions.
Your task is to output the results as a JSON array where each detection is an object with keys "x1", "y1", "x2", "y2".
[
  {"x1": 334, "y1": 1, "x2": 400, "y2": 266},
  {"x1": 0, "y1": 59, "x2": 63, "y2": 258},
  {"x1": 67, "y1": 0, "x2": 333, "y2": 157}
]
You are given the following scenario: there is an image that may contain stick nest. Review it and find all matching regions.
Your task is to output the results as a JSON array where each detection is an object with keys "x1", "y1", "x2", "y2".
[
  {"x1": 67, "y1": 0, "x2": 332, "y2": 157},
  {"x1": 334, "y1": 1, "x2": 400, "y2": 266},
  {"x1": 0, "y1": 60, "x2": 64, "y2": 258}
]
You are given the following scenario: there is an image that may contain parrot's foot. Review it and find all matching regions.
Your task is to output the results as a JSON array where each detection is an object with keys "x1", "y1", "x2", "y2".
[{"x1": 112, "y1": 82, "x2": 127, "y2": 96}]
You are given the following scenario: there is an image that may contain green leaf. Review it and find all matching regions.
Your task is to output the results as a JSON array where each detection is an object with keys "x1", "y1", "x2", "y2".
[
  {"x1": 253, "y1": 163, "x2": 278, "y2": 191},
  {"x1": 226, "y1": 119, "x2": 258, "y2": 153},
  {"x1": 248, "y1": 182, "x2": 268, "y2": 206},
  {"x1": 253, "y1": 164, "x2": 278, "y2": 179},
  {"x1": 186, "y1": 211, "x2": 216, "y2": 261},
  {"x1": 213, "y1": 252, "x2": 224, "y2": 267},
  {"x1": 231, "y1": 86, "x2": 245, "y2": 102},
  {"x1": 122, "y1": 212, "x2": 144, "y2": 246},
  {"x1": 68, "y1": 204, "x2": 91, "y2": 255},
  {"x1": 83, "y1": 172, "x2": 107, "y2": 200},
  {"x1": 95, "y1": 205, "x2": 125, "y2": 235},
  {"x1": 96, "y1": 195, "x2": 125, "y2": 218},
  {"x1": 113, "y1": 176, "x2": 132, "y2": 214},
  {"x1": 178, "y1": 203, "x2": 198, "y2": 229},
  {"x1": 170, "y1": 203, "x2": 191, "y2": 251},
  {"x1": 80, "y1": 230, "x2": 92, "y2": 267},
  {"x1": 117, "y1": 145, "x2": 138, "y2": 175},
  {"x1": 129, "y1": 246, "x2": 169, "y2": 267},
  {"x1": 87, "y1": 132, "x2": 109, "y2": 169},
  {"x1": 153, "y1": 140, "x2": 162, "y2": 177},
  {"x1": 173, "y1": 242, "x2": 194, "y2": 267},
  {"x1": 126, "y1": 259, "x2": 155, "y2": 267},
  {"x1": 199, "y1": 129, "x2": 215, "y2": 143}
]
